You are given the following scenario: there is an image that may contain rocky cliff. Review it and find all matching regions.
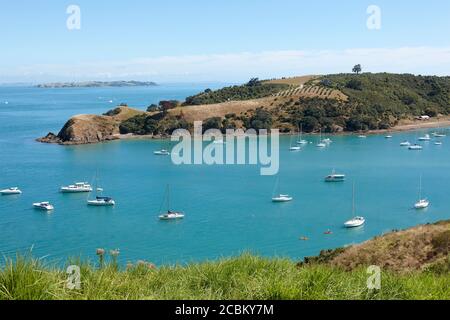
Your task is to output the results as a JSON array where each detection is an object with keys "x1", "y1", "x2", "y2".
[{"x1": 37, "y1": 106, "x2": 146, "y2": 145}]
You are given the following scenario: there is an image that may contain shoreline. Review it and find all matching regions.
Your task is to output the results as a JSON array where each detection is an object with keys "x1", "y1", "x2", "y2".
[{"x1": 112, "y1": 117, "x2": 450, "y2": 142}]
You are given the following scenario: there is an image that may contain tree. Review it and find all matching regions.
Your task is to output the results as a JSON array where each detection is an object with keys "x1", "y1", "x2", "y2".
[
  {"x1": 352, "y1": 64, "x2": 362, "y2": 75},
  {"x1": 345, "y1": 79, "x2": 363, "y2": 90}
]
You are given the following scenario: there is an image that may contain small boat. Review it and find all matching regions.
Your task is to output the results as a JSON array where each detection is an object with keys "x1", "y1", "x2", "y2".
[
  {"x1": 408, "y1": 144, "x2": 423, "y2": 150},
  {"x1": 325, "y1": 170, "x2": 346, "y2": 182},
  {"x1": 87, "y1": 172, "x2": 115, "y2": 206},
  {"x1": 299, "y1": 236, "x2": 309, "y2": 241},
  {"x1": 271, "y1": 177, "x2": 293, "y2": 202},
  {"x1": 272, "y1": 194, "x2": 293, "y2": 202},
  {"x1": 33, "y1": 202, "x2": 54, "y2": 211},
  {"x1": 400, "y1": 141, "x2": 411, "y2": 147},
  {"x1": 385, "y1": 135, "x2": 393, "y2": 139},
  {"x1": 154, "y1": 149, "x2": 171, "y2": 156},
  {"x1": 344, "y1": 216, "x2": 366, "y2": 228},
  {"x1": 316, "y1": 130, "x2": 327, "y2": 148},
  {"x1": 322, "y1": 138, "x2": 332, "y2": 144},
  {"x1": 414, "y1": 176, "x2": 429, "y2": 209},
  {"x1": 418, "y1": 134, "x2": 431, "y2": 141},
  {"x1": 433, "y1": 133, "x2": 446, "y2": 138},
  {"x1": 344, "y1": 183, "x2": 365, "y2": 228},
  {"x1": 61, "y1": 182, "x2": 92, "y2": 193},
  {"x1": 296, "y1": 124, "x2": 308, "y2": 145},
  {"x1": 324, "y1": 230, "x2": 333, "y2": 235},
  {"x1": 1, "y1": 187, "x2": 22, "y2": 195},
  {"x1": 289, "y1": 130, "x2": 301, "y2": 151},
  {"x1": 434, "y1": 141, "x2": 443, "y2": 145},
  {"x1": 87, "y1": 196, "x2": 115, "y2": 206},
  {"x1": 158, "y1": 185, "x2": 184, "y2": 220},
  {"x1": 357, "y1": 135, "x2": 367, "y2": 139}
]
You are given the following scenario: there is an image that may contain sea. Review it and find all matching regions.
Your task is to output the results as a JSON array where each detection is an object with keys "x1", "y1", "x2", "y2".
[{"x1": 0, "y1": 83, "x2": 449, "y2": 266}]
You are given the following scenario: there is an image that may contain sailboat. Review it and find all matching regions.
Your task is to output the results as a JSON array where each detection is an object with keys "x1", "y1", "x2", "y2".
[
  {"x1": 296, "y1": 124, "x2": 308, "y2": 145},
  {"x1": 158, "y1": 185, "x2": 185, "y2": 220},
  {"x1": 271, "y1": 177, "x2": 293, "y2": 202},
  {"x1": 316, "y1": 129, "x2": 326, "y2": 148},
  {"x1": 87, "y1": 171, "x2": 115, "y2": 206},
  {"x1": 289, "y1": 128, "x2": 301, "y2": 151},
  {"x1": 357, "y1": 125, "x2": 367, "y2": 138},
  {"x1": 432, "y1": 123, "x2": 446, "y2": 138},
  {"x1": 414, "y1": 175, "x2": 429, "y2": 209},
  {"x1": 344, "y1": 182, "x2": 365, "y2": 228}
]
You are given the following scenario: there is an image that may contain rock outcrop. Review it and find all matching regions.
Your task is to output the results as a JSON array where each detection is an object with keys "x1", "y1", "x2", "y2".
[{"x1": 37, "y1": 106, "x2": 145, "y2": 145}]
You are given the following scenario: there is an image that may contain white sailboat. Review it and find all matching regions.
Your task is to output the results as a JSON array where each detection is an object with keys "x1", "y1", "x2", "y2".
[
  {"x1": 296, "y1": 124, "x2": 308, "y2": 145},
  {"x1": 316, "y1": 129, "x2": 326, "y2": 148},
  {"x1": 344, "y1": 183, "x2": 365, "y2": 228},
  {"x1": 87, "y1": 172, "x2": 115, "y2": 206},
  {"x1": 289, "y1": 128, "x2": 301, "y2": 151},
  {"x1": 414, "y1": 176, "x2": 429, "y2": 209},
  {"x1": 158, "y1": 185, "x2": 185, "y2": 220},
  {"x1": 271, "y1": 177, "x2": 293, "y2": 202}
]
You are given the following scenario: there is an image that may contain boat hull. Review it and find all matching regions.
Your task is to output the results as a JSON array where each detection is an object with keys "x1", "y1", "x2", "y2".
[{"x1": 87, "y1": 200, "x2": 115, "y2": 206}]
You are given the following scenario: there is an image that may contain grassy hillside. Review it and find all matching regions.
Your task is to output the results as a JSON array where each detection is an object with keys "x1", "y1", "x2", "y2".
[
  {"x1": 1, "y1": 221, "x2": 449, "y2": 300},
  {"x1": 183, "y1": 78, "x2": 288, "y2": 106},
  {"x1": 118, "y1": 73, "x2": 450, "y2": 136},
  {"x1": 1, "y1": 253, "x2": 448, "y2": 300}
]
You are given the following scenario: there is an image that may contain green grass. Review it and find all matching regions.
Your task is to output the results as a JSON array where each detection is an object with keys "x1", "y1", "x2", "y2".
[{"x1": 0, "y1": 254, "x2": 448, "y2": 300}]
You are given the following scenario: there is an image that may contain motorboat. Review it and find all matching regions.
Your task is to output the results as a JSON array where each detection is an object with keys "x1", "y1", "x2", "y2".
[
  {"x1": 1, "y1": 187, "x2": 22, "y2": 195},
  {"x1": 344, "y1": 216, "x2": 365, "y2": 228},
  {"x1": 418, "y1": 134, "x2": 431, "y2": 141},
  {"x1": 33, "y1": 202, "x2": 54, "y2": 211},
  {"x1": 87, "y1": 196, "x2": 115, "y2": 206},
  {"x1": 272, "y1": 194, "x2": 293, "y2": 202},
  {"x1": 434, "y1": 141, "x2": 443, "y2": 145},
  {"x1": 154, "y1": 149, "x2": 171, "y2": 156},
  {"x1": 408, "y1": 144, "x2": 423, "y2": 150},
  {"x1": 400, "y1": 141, "x2": 411, "y2": 147},
  {"x1": 289, "y1": 146, "x2": 301, "y2": 151},
  {"x1": 325, "y1": 170, "x2": 346, "y2": 182},
  {"x1": 61, "y1": 182, "x2": 92, "y2": 193},
  {"x1": 385, "y1": 135, "x2": 393, "y2": 139}
]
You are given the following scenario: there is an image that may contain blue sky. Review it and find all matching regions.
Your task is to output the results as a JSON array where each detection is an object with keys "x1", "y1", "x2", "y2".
[{"x1": 1, "y1": 0, "x2": 449, "y2": 82}]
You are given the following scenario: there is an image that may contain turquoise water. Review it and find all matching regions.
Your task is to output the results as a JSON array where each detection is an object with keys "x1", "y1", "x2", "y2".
[{"x1": 1, "y1": 85, "x2": 449, "y2": 266}]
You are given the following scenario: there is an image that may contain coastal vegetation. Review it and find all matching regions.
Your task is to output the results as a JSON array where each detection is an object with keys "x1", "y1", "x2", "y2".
[
  {"x1": 1, "y1": 221, "x2": 449, "y2": 300},
  {"x1": 183, "y1": 78, "x2": 289, "y2": 105},
  {"x1": 38, "y1": 73, "x2": 450, "y2": 144}
]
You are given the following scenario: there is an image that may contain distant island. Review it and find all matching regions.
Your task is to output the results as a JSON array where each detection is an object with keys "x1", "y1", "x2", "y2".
[{"x1": 35, "y1": 80, "x2": 157, "y2": 88}]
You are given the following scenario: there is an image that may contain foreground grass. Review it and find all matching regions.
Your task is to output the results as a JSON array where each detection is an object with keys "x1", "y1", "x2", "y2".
[{"x1": 0, "y1": 254, "x2": 448, "y2": 300}]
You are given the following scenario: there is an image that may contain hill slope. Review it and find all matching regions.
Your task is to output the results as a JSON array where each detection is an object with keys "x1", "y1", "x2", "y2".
[{"x1": 38, "y1": 73, "x2": 450, "y2": 144}]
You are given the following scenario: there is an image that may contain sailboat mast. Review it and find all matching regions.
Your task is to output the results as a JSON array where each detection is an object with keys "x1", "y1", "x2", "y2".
[
  {"x1": 352, "y1": 182, "x2": 355, "y2": 215},
  {"x1": 418, "y1": 175, "x2": 422, "y2": 200},
  {"x1": 167, "y1": 185, "x2": 170, "y2": 212}
]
